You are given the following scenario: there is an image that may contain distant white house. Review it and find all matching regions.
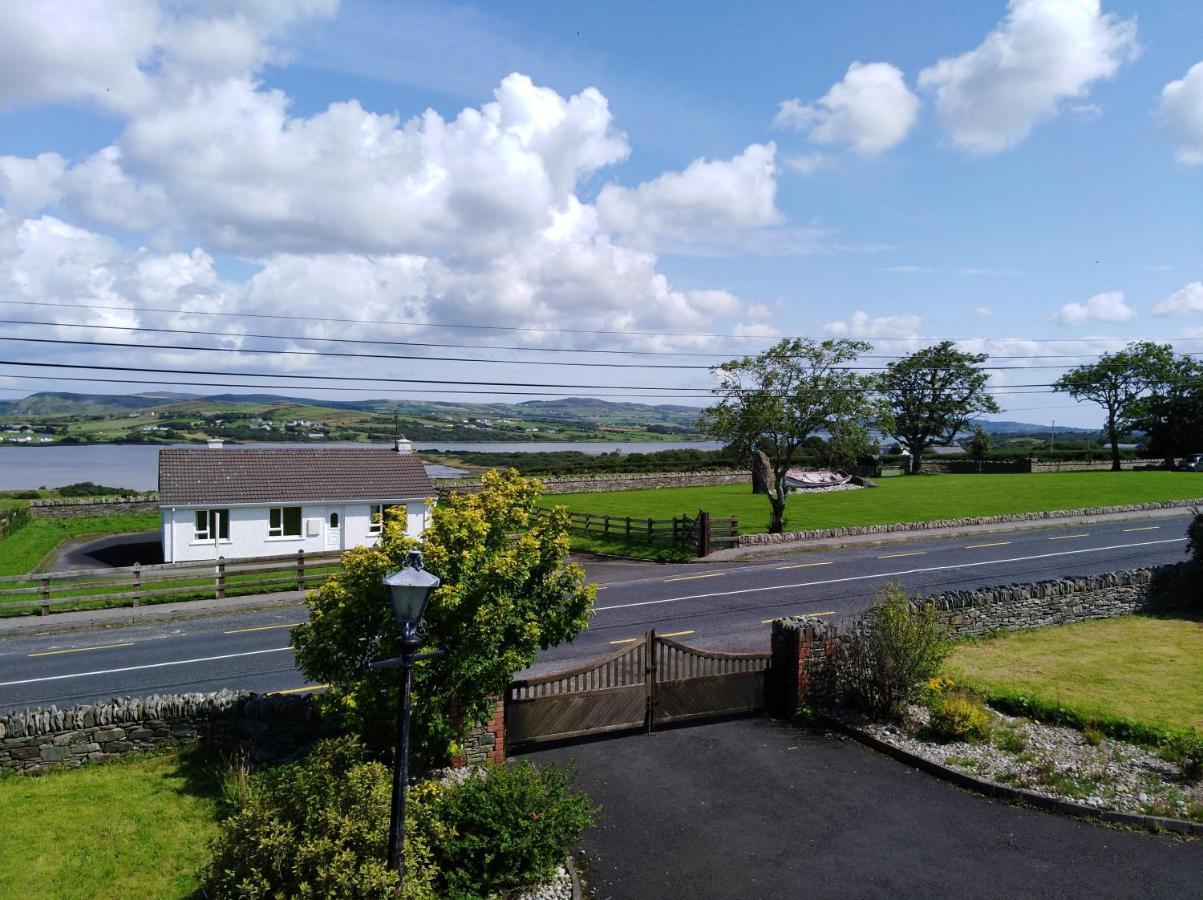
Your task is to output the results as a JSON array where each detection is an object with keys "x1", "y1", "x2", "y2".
[{"x1": 158, "y1": 442, "x2": 435, "y2": 563}]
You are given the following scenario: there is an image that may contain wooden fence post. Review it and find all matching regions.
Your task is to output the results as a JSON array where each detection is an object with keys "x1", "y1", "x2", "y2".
[
  {"x1": 215, "y1": 557, "x2": 226, "y2": 601},
  {"x1": 697, "y1": 510, "x2": 712, "y2": 558},
  {"x1": 645, "y1": 629, "x2": 658, "y2": 734},
  {"x1": 647, "y1": 518, "x2": 653, "y2": 544},
  {"x1": 603, "y1": 514, "x2": 610, "y2": 537},
  {"x1": 39, "y1": 575, "x2": 50, "y2": 616},
  {"x1": 297, "y1": 549, "x2": 306, "y2": 591},
  {"x1": 625, "y1": 516, "x2": 631, "y2": 541},
  {"x1": 132, "y1": 562, "x2": 141, "y2": 608}
]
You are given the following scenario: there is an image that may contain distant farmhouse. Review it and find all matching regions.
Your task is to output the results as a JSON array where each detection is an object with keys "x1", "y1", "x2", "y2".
[{"x1": 158, "y1": 442, "x2": 434, "y2": 563}]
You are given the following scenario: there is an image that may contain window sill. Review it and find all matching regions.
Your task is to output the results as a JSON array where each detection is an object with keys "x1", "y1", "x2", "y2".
[
  {"x1": 265, "y1": 536, "x2": 305, "y2": 542},
  {"x1": 190, "y1": 539, "x2": 232, "y2": 546}
]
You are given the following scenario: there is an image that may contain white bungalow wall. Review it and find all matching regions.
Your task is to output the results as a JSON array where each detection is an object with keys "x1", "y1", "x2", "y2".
[{"x1": 161, "y1": 501, "x2": 429, "y2": 563}]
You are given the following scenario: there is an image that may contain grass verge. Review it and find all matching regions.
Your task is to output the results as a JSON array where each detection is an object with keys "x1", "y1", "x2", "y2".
[
  {"x1": 544, "y1": 471, "x2": 1203, "y2": 535},
  {"x1": 945, "y1": 613, "x2": 1203, "y2": 740},
  {"x1": 568, "y1": 533, "x2": 694, "y2": 562},
  {"x1": 0, "y1": 513, "x2": 160, "y2": 576},
  {"x1": 0, "y1": 749, "x2": 221, "y2": 900}
]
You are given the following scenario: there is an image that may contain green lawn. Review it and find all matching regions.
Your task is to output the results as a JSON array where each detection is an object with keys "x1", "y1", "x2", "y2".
[
  {"x1": 0, "y1": 750, "x2": 221, "y2": 899},
  {"x1": 0, "y1": 513, "x2": 160, "y2": 575},
  {"x1": 545, "y1": 471, "x2": 1203, "y2": 535},
  {"x1": 945, "y1": 614, "x2": 1203, "y2": 736}
]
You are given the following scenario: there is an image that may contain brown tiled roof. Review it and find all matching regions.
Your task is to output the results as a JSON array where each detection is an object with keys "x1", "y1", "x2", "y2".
[{"x1": 159, "y1": 447, "x2": 435, "y2": 506}]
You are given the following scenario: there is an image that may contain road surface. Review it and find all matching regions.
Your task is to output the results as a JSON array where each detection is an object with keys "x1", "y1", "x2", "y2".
[{"x1": 0, "y1": 516, "x2": 1189, "y2": 712}]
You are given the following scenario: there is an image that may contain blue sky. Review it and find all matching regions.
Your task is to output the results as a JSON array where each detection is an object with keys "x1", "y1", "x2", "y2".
[{"x1": 0, "y1": 1, "x2": 1201, "y2": 426}]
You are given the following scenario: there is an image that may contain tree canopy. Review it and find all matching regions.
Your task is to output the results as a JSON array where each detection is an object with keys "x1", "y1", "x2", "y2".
[
  {"x1": 1133, "y1": 355, "x2": 1203, "y2": 464},
  {"x1": 292, "y1": 469, "x2": 595, "y2": 769},
  {"x1": 879, "y1": 341, "x2": 999, "y2": 474},
  {"x1": 1053, "y1": 341, "x2": 1176, "y2": 471},
  {"x1": 698, "y1": 337, "x2": 879, "y2": 533}
]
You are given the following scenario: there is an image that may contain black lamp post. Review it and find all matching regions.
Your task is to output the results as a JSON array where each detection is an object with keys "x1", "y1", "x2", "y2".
[{"x1": 369, "y1": 549, "x2": 443, "y2": 884}]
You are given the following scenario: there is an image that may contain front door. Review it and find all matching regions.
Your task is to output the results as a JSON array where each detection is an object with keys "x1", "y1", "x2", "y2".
[{"x1": 326, "y1": 509, "x2": 343, "y2": 550}]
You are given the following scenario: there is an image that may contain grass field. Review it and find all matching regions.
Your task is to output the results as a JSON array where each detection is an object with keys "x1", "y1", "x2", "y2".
[
  {"x1": 0, "y1": 513, "x2": 160, "y2": 575},
  {"x1": 0, "y1": 750, "x2": 220, "y2": 899},
  {"x1": 945, "y1": 614, "x2": 1203, "y2": 735},
  {"x1": 545, "y1": 471, "x2": 1203, "y2": 535}
]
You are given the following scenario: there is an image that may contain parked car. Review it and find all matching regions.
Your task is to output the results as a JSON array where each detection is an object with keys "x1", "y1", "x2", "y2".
[{"x1": 1180, "y1": 453, "x2": 1203, "y2": 471}]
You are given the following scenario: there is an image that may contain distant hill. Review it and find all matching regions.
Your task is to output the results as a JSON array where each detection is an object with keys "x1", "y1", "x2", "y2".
[
  {"x1": 2, "y1": 392, "x2": 182, "y2": 416},
  {"x1": 975, "y1": 420, "x2": 1094, "y2": 435}
]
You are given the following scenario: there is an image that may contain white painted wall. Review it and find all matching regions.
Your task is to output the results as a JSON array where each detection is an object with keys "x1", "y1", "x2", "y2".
[{"x1": 161, "y1": 500, "x2": 429, "y2": 563}]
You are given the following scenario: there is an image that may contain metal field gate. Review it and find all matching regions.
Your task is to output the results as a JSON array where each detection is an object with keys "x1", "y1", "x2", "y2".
[{"x1": 506, "y1": 630, "x2": 770, "y2": 748}]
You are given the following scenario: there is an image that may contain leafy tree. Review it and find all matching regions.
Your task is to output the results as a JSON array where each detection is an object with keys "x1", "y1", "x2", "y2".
[
  {"x1": 698, "y1": 338, "x2": 879, "y2": 533},
  {"x1": 1188, "y1": 510, "x2": 1202, "y2": 564},
  {"x1": 1134, "y1": 356, "x2": 1203, "y2": 466},
  {"x1": 292, "y1": 469, "x2": 595, "y2": 769},
  {"x1": 1053, "y1": 341, "x2": 1176, "y2": 471},
  {"x1": 967, "y1": 425, "x2": 991, "y2": 471},
  {"x1": 879, "y1": 341, "x2": 1000, "y2": 474}
]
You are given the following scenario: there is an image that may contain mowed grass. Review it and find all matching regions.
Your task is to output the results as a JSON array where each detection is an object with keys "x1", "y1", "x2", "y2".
[
  {"x1": 545, "y1": 471, "x2": 1203, "y2": 535},
  {"x1": 0, "y1": 750, "x2": 221, "y2": 900},
  {"x1": 0, "y1": 513, "x2": 160, "y2": 575},
  {"x1": 945, "y1": 615, "x2": 1203, "y2": 734}
]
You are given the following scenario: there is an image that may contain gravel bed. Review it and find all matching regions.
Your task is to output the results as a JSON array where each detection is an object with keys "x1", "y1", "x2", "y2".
[
  {"x1": 853, "y1": 706, "x2": 1203, "y2": 821},
  {"x1": 788, "y1": 483, "x2": 863, "y2": 495},
  {"x1": 511, "y1": 865, "x2": 572, "y2": 900}
]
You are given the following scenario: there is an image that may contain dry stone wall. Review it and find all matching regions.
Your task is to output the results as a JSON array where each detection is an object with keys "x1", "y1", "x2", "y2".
[
  {"x1": 0, "y1": 690, "x2": 328, "y2": 774},
  {"x1": 439, "y1": 470, "x2": 746, "y2": 498},
  {"x1": 28, "y1": 494, "x2": 160, "y2": 519}
]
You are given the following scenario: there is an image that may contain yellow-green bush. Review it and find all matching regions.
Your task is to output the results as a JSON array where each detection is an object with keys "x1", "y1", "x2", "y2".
[{"x1": 928, "y1": 693, "x2": 992, "y2": 744}]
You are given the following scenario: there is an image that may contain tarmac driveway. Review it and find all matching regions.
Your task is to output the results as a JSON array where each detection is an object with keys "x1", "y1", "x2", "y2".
[
  {"x1": 49, "y1": 530, "x2": 163, "y2": 571},
  {"x1": 527, "y1": 717, "x2": 1203, "y2": 899}
]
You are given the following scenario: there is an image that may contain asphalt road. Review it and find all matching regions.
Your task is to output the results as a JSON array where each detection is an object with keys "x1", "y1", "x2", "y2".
[{"x1": 0, "y1": 516, "x2": 1190, "y2": 712}]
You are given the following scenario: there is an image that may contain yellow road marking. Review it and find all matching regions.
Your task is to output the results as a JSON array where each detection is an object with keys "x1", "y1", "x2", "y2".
[
  {"x1": 878, "y1": 551, "x2": 925, "y2": 559},
  {"x1": 609, "y1": 637, "x2": 640, "y2": 645},
  {"x1": 762, "y1": 610, "x2": 836, "y2": 624},
  {"x1": 273, "y1": 683, "x2": 328, "y2": 695},
  {"x1": 965, "y1": 541, "x2": 1011, "y2": 549},
  {"x1": 664, "y1": 572, "x2": 724, "y2": 582},
  {"x1": 659, "y1": 630, "x2": 695, "y2": 638},
  {"x1": 1123, "y1": 526, "x2": 1160, "y2": 533},
  {"x1": 29, "y1": 642, "x2": 134, "y2": 658},
  {"x1": 776, "y1": 561, "x2": 833, "y2": 570},
  {"x1": 1049, "y1": 534, "x2": 1089, "y2": 540},
  {"x1": 224, "y1": 622, "x2": 304, "y2": 635}
]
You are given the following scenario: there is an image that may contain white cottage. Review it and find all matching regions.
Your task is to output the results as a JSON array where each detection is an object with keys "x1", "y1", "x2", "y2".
[{"x1": 158, "y1": 444, "x2": 435, "y2": 563}]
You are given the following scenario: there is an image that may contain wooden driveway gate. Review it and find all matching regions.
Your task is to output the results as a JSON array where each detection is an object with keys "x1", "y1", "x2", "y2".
[{"x1": 506, "y1": 630, "x2": 770, "y2": 747}]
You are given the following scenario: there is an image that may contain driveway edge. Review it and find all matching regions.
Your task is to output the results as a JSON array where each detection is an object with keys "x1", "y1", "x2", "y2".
[{"x1": 824, "y1": 717, "x2": 1203, "y2": 838}]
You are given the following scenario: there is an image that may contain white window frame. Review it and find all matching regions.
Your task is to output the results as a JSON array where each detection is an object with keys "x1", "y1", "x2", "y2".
[
  {"x1": 368, "y1": 503, "x2": 384, "y2": 534},
  {"x1": 194, "y1": 509, "x2": 229, "y2": 542},
  {"x1": 268, "y1": 506, "x2": 303, "y2": 538}
]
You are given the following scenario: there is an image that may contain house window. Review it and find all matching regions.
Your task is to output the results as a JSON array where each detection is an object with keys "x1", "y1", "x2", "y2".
[
  {"x1": 194, "y1": 509, "x2": 229, "y2": 541},
  {"x1": 368, "y1": 504, "x2": 397, "y2": 534},
  {"x1": 268, "y1": 506, "x2": 303, "y2": 538}
]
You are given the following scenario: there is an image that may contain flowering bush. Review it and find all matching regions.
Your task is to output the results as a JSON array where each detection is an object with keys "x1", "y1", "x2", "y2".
[{"x1": 928, "y1": 693, "x2": 993, "y2": 744}]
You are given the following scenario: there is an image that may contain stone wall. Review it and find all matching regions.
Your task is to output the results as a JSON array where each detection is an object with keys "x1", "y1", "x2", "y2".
[
  {"x1": 768, "y1": 561, "x2": 1198, "y2": 715},
  {"x1": 0, "y1": 690, "x2": 328, "y2": 774},
  {"x1": 737, "y1": 497, "x2": 1203, "y2": 547},
  {"x1": 1029, "y1": 458, "x2": 1164, "y2": 473},
  {"x1": 28, "y1": 494, "x2": 160, "y2": 519},
  {"x1": 439, "y1": 470, "x2": 746, "y2": 498},
  {"x1": 454, "y1": 700, "x2": 506, "y2": 767}
]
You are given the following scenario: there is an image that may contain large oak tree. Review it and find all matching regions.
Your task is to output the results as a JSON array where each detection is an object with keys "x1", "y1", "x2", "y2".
[
  {"x1": 880, "y1": 341, "x2": 1000, "y2": 474},
  {"x1": 699, "y1": 338, "x2": 879, "y2": 534}
]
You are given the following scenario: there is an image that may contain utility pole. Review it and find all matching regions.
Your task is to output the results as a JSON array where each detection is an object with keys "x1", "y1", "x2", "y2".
[{"x1": 1049, "y1": 420, "x2": 1055, "y2": 452}]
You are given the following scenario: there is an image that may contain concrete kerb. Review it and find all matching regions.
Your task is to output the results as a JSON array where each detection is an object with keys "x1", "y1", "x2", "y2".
[
  {"x1": 821, "y1": 716, "x2": 1203, "y2": 838},
  {"x1": 704, "y1": 504, "x2": 1200, "y2": 563}
]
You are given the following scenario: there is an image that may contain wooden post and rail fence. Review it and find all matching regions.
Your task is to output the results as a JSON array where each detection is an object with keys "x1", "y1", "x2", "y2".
[
  {"x1": 0, "y1": 549, "x2": 343, "y2": 618},
  {"x1": 558, "y1": 508, "x2": 739, "y2": 556}
]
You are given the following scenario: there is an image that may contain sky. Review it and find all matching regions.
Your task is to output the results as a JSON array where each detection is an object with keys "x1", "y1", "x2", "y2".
[{"x1": 0, "y1": 0, "x2": 1201, "y2": 427}]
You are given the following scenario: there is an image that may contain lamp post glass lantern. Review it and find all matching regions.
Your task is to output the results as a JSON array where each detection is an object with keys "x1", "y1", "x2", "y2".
[{"x1": 372, "y1": 549, "x2": 442, "y2": 885}]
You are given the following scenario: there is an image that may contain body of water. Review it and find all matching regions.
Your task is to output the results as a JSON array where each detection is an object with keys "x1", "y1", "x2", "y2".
[{"x1": 0, "y1": 440, "x2": 724, "y2": 491}]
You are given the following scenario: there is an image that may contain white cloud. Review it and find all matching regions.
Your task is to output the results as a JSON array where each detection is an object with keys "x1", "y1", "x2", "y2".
[
  {"x1": 821, "y1": 310, "x2": 922, "y2": 339},
  {"x1": 1160, "y1": 61, "x2": 1203, "y2": 165},
  {"x1": 918, "y1": 0, "x2": 1137, "y2": 154},
  {"x1": 783, "y1": 153, "x2": 831, "y2": 176},
  {"x1": 1052, "y1": 290, "x2": 1136, "y2": 325},
  {"x1": 973, "y1": 306, "x2": 994, "y2": 319},
  {"x1": 773, "y1": 62, "x2": 919, "y2": 156},
  {"x1": 595, "y1": 143, "x2": 783, "y2": 251},
  {"x1": 0, "y1": 153, "x2": 66, "y2": 213},
  {"x1": 1152, "y1": 282, "x2": 1203, "y2": 317}
]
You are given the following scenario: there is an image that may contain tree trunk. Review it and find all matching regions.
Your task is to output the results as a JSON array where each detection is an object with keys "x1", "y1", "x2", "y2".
[
  {"x1": 909, "y1": 452, "x2": 923, "y2": 475},
  {"x1": 751, "y1": 450, "x2": 773, "y2": 494},
  {"x1": 768, "y1": 476, "x2": 788, "y2": 534},
  {"x1": 1108, "y1": 415, "x2": 1121, "y2": 472}
]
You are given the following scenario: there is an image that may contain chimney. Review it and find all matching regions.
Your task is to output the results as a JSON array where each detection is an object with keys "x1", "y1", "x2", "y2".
[
  {"x1": 394, "y1": 436, "x2": 412, "y2": 454},
  {"x1": 207, "y1": 438, "x2": 224, "y2": 449}
]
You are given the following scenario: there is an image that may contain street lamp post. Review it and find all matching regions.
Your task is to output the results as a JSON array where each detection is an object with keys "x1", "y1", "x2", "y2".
[{"x1": 368, "y1": 549, "x2": 443, "y2": 886}]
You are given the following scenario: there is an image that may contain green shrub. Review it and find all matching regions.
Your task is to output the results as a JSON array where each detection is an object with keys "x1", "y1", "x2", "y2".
[
  {"x1": 1188, "y1": 511, "x2": 1202, "y2": 565},
  {"x1": 199, "y1": 737, "x2": 435, "y2": 899},
  {"x1": 994, "y1": 726, "x2": 1028, "y2": 754},
  {"x1": 928, "y1": 693, "x2": 992, "y2": 743},
  {"x1": 1165, "y1": 729, "x2": 1203, "y2": 781},
  {"x1": 411, "y1": 760, "x2": 595, "y2": 899},
  {"x1": 837, "y1": 582, "x2": 952, "y2": 719},
  {"x1": 1082, "y1": 723, "x2": 1105, "y2": 747}
]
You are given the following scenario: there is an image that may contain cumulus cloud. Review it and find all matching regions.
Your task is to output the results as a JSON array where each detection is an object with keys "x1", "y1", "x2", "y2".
[
  {"x1": 918, "y1": 0, "x2": 1138, "y2": 154},
  {"x1": 773, "y1": 62, "x2": 919, "y2": 156},
  {"x1": 973, "y1": 306, "x2": 994, "y2": 319},
  {"x1": 1160, "y1": 62, "x2": 1203, "y2": 164},
  {"x1": 1052, "y1": 291, "x2": 1136, "y2": 325},
  {"x1": 1152, "y1": 282, "x2": 1203, "y2": 317},
  {"x1": 821, "y1": 310, "x2": 922, "y2": 339}
]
